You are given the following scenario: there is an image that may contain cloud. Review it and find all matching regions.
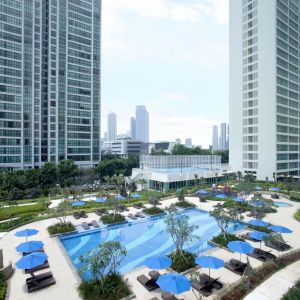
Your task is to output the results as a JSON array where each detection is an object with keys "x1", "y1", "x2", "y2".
[{"x1": 161, "y1": 92, "x2": 188, "y2": 101}]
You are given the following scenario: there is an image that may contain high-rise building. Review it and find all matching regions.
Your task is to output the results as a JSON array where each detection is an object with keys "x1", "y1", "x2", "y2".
[
  {"x1": 130, "y1": 117, "x2": 136, "y2": 140},
  {"x1": 0, "y1": 0, "x2": 101, "y2": 169},
  {"x1": 135, "y1": 105, "x2": 149, "y2": 143},
  {"x1": 175, "y1": 138, "x2": 181, "y2": 144},
  {"x1": 212, "y1": 125, "x2": 219, "y2": 150},
  {"x1": 107, "y1": 112, "x2": 117, "y2": 142},
  {"x1": 185, "y1": 138, "x2": 192, "y2": 148},
  {"x1": 230, "y1": 0, "x2": 300, "y2": 180},
  {"x1": 220, "y1": 123, "x2": 228, "y2": 150}
]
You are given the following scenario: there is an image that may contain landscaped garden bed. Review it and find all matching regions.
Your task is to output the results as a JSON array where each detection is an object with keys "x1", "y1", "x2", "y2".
[
  {"x1": 175, "y1": 201, "x2": 196, "y2": 208},
  {"x1": 47, "y1": 222, "x2": 76, "y2": 235},
  {"x1": 211, "y1": 233, "x2": 244, "y2": 248},
  {"x1": 142, "y1": 207, "x2": 164, "y2": 215},
  {"x1": 101, "y1": 213, "x2": 126, "y2": 225},
  {"x1": 168, "y1": 250, "x2": 196, "y2": 273}
]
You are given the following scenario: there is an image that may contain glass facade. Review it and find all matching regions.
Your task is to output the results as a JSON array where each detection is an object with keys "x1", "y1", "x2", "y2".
[{"x1": 0, "y1": 0, "x2": 101, "y2": 169}]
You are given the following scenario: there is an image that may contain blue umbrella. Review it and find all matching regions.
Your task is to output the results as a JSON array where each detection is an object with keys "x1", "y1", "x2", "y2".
[
  {"x1": 16, "y1": 241, "x2": 44, "y2": 254},
  {"x1": 248, "y1": 231, "x2": 268, "y2": 241},
  {"x1": 131, "y1": 193, "x2": 142, "y2": 199},
  {"x1": 15, "y1": 229, "x2": 39, "y2": 241},
  {"x1": 232, "y1": 197, "x2": 245, "y2": 203},
  {"x1": 196, "y1": 189, "x2": 209, "y2": 195},
  {"x1": 144, "y1": 255, "x2": 172, "y2": 270},
  {"x1": 116, "y1": 195, "x2": 126, "y2": 200},
  {"x1": 215, "y1": 194, "x2": 227, "y2": 199},
  {"x1": 250, "y1": 200, "x2": 263, "y2": 207},
  {"x1": 248, "y1": 219, "x2": 269, "y2": 227},
  {"x1": 157, "y1": 273, "x2": 191, "y2": 295},
  {"x1": 195, "y1": 256, "x2": 224, "y2": 280},
  {"x1": 95, "y1": 197, "x2": 107, "y2": 203},
  {"x1": 255, "y1": 186, "x2": 262, "y2": 190},
  {"x1": 270, "y1": 187, "x2": 280, "y2": 192},
  {"x1": 71, "y1": 201, "x2": 86, "y2": 207},
  {"x1": 269, "y1": 225, "x2": 292, "y2": 234},
  {"x1": 16, "y1": 252, "x2": 48, "y2": 270},
  {"x1": 227, "y1": 241, "x2": 254, "y2": 262}
]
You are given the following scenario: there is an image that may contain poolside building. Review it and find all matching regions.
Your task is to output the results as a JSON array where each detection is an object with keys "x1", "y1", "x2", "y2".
[
  {"x1": 0, "y1": 0, "x2": 101, "y2": 169},
  {"x1": 230, "y1": 0, "x2": 300, "y2": 180},
  {"x1": 132, "y1": 155, "x2": 222, "y2": 191}
]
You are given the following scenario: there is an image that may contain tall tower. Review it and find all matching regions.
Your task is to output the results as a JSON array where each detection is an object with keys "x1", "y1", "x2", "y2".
[
  {"x1": 230, "y1": 0, "x2": 300, "y2": 179},
  {"x1": 0, "y1": 0, "x2": 101, "y2": 169},
  {"x1": 130, "y1": 117, "x2": 136, "y2": 140},
  {"x1": 220, "y1": 123, "x2": 227, "y2": 150},
  {"x1": 107, "y1": 112, "x2": 117, "y2": 142},
  {"x1": 135, "y1": 105, "x2": 149, "y2": 143},
  {"x1": 212, "y1": 125, "x2": 219, "y2": 150}
]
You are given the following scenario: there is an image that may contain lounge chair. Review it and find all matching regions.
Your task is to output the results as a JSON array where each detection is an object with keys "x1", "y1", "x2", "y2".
[
  {"x1": 137, "y1": 274, "x2": 159, "y2": 291},
  {"x1": 25, "y1": 261, "x2": 49, "y2": 274},
  {"x1": 149, "y1": 298, "x2": 159, "y2": 300},
  {"x1": 27, "y1": 275, "x2": 56, "y2": 293},
  {"x1": 73, "y1": 212, "x2": 81, "y2": 219},
  {"x1": 80, "y1": 211, "x2": 88, "y2": 218},
  {"x1": 224, "y1": 258, "x2": 247, "y2": 276},
  {"x1": 192, "y1": 273, "x2": 222, "y2": 296},
  {"x1": 91, "y1": 220, "x2": 99, "y2": 228},
  {"x1": 23, "y1": 248, "x2": 44, "y2": 256},
  {"x1": 248, "y1": 248, "x2": 276, "y2": 262},
  {"x1": 271, "y1": 194, "x2": 280, "y2": 199},
  {"x1": 82, "y1": 222, "x2": 90, "y2": 230},
  {"x1": 128, "y1": 213, "x2": 137, "y2": 220},
  {"x1": 149, "y1": 270, "x2": 161, "y2": 280},
  {"x1": 133, "y1": 203, "x2": 142, "y2": 209},
  {"x1": 95, "y1": 209, "x2": 107, "y2": 216},
  {"x1": 26, "y1": 271, "x2": 53, "y2": 285},
  {"x1": 265, "y1": 240, "x2": 291, "y2": 251},
  {"x1": 161, "y1": 292, "x2": 183, "y2": 300},
  {"x1": 136, "y1": 212, "x2": 145, "y2": 218}
]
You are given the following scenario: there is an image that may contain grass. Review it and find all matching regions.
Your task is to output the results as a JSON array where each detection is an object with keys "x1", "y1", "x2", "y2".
[
  {"x1": 142, "y1": 207, "x2": 164, "y2": 215},
  {"x1": 294, "y1": 209, "x2": 300, "y2": 222},
  {"x1": 281, "y1": 280, "x2": 300, "y2": 300},
  {"x1": 100, "y1": 214, "x2": 126, "y2": 225},
  {"x1": 211, "y1": 233, "x2": 244, "y2": 248},
  {"x1": 47, "y1": 222, "x2": 76, "y2": 235}
]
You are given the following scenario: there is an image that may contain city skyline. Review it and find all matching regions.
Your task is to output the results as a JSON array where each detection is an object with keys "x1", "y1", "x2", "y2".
[{"x1": 101, "y1": 0, "x2": 229, "y2": 147}]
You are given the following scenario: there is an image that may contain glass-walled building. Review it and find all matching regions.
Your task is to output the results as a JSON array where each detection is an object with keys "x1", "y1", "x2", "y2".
[
  {"x1": 132, "y1": 155, "x2": 222, "y2": 191},
  {"x1": 0, "y1": 0, "x2": 101, "y2": 169}
]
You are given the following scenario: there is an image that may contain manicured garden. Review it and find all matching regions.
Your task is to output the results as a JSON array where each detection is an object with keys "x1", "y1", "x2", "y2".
[
  {"x1": 281, "y1": 279, "x2": 300, "y2": 300},
  {"x1": 100, "y1": 214, "x2": 126, "y2": 225}
]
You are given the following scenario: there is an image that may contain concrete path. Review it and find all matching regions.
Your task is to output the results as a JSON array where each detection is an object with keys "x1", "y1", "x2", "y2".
[{"x1": 244, "y1": 260, "x2": 300, "y2": 300}]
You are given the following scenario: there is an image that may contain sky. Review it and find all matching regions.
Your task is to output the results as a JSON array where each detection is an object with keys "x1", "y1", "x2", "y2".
[{"x1": 101, "y1": 0, "x2": 229, "y2": 147}]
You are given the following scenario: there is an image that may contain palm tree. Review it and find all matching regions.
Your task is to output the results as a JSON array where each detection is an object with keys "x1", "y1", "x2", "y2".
[
  {"x1": 273, "y1": 172, "x2": 276, "y2": 183},
  {"x1": 237, "y1": 171, "x2": 242, "y2": 182}
]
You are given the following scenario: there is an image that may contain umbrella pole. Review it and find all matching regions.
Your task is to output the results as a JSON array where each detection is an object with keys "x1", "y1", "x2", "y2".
[
  {"x1": 240, "y1": 253, "x2": 241, "y2": 263},
  {"x1": 209, "y1": 268, "x2": 211, "y2": 283}
]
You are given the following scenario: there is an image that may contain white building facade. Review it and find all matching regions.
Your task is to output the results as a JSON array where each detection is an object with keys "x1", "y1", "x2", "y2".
[
  {"x1": 230, "y1": 0, "x2": 300, "y2": 180},
  {"x1": 212, "y1": 125, "x2": 219, "y2": 150},
  {"x1": 107, "y1": 112, "x2": 117, "y2": 142}
]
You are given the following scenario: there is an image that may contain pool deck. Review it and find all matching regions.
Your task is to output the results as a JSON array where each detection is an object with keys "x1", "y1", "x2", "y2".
[{"x1": 1, "y1": 194, "x2": 300, "y2": 299}]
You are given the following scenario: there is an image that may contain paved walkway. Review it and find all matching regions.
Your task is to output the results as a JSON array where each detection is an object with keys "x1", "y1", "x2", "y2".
[{"x1": 244, "y1": 260, "x2": 300, "y2": 300}]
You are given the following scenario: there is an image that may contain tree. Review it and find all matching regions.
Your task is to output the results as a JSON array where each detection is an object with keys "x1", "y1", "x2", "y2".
[
  {"x1": 96, "y1": 159, "x2": 127, "y2": 179},
  {"x1": 176, "y1": 189, "x2": 186, "y2": 201},
  {"x1": 135, "y1": 178, "x2": 147, "y2": 190},
  {"x1": 53, "y1": 200, "x2": 72, "y2": 225},
  {"x1": 237, "y1": 171, "x2": 242, "y2": 182},
  {"x1": 273, "y1": 172, "x2": 277, "y2": 183},
  {"x1": 210, "y1": 205, "x2": 243, "y2": 241},
  {"x1": 39, "y1": 162, "x2": 57, "y2": 191},
  {"x1": 57, "y1": 160, "x2": 78, "y2": 187},
  {"x1": 79, "y1": 241, "x2": 127, "y2": 284},
  {"x1": 249, "y1": 198, "x2": 274, "y2": 220},
  {"x1": 165, "y1": 205, "x2": 199, "y2": 254},
  {"x1": 235, "y1": 182, "x2": 254, "y2": 200}
]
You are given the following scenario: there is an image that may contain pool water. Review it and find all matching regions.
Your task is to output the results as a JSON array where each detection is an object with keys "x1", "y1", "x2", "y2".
[
  {"x1": 60, "y1": 208, "x2": 245, "y2": 278},
  {"x1": 274, "y1": 201, "x2": 293, "y2": 207}
]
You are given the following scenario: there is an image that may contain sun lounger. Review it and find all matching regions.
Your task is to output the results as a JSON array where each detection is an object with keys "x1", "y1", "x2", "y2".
[
  {"x1": 23, "y1": 248, "x2": 44, "y2": 256},
  {"x1": 149, "y1": 298, "x2": 159, "y2": 300},
  {"x1": 248, "y1": 248, "x2": 276, "y2": 262},
  {"x1": 82, "y1": 222, "x2": 90, "y2": 230},
  {"x1": 128, "y1": 213, "x2": 137, "y2": 220},
  {"x1": 95, "y1": 209, "x2": 107, "y2": 216},
  {"x1": 225, "y1": 258, "x2": 247, "y2": 276},
  {"x1": 25, "y1": 261, "x2": 49, "y2": 274},
  {"x1": 161, "y1": 292, "x2": 183, "y2": 300},
  {"x1": 136, "y1": 212, "x2": 145, "y2": 218},
  {"x1": 149, "y1": 270, "x2": 161, "y2": 280},
  {"x1": 27, "y1": 275, "x2": 56, "y2": 293},
  {"x1": 26, "y1": 271, "x2": 53, "y2": 285},
  {"x1": 91, "y1": 220, "x2": 99, "y2": 228},
  {"x1": 137, "y1": 274, "x2": 159, "y2": 291},
  {"x1": 80, "y1": 211, "x2": 88, "y2": 218},
  {"x1": 192, "y1": 273, "x2": 223, "y2": 297},
  {"x1": 73, "y1": 212, "x2": 81, "y2": 219},
  {"x1": 265, "y1": 240, "x2": 291, "y2": 251}
]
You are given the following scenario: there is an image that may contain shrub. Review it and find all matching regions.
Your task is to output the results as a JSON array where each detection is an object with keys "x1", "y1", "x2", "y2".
[
  {"x1": 142, "y1": 207, "x2": 164, "y2": 215},
  {"x1": 290, "y1": 192, "x2": 300, "y2": 202},
  {"x1": 0, "y1": 274, "x2": 7, "y2": 300},
  {"x1": 282, "y1": 280, "x2": 300, "y2": 300},
  {"x1": 169, "y1": 251, "x2": 196, "y2": 273},
  {"x1": 47, "y1": 222, "x2": 75, "y2": 235},
  {"x1": 294, "y1": 209, "x2": 300, "y2": 222},
  {"x1": 101, "y1": 214, "x2": 125, "y2": 225},
  {"x1": 175, "y1": 201, "x2": 196, "y2": 208},
  {"x1": 78, "y1": 272, "x2": 131, "y2": 300},
  {"x1": 211, "y1": 233, "x2": 243, "y2": 248},
  {"x1": 247, "y1": 224, "x2": 272, "y2": 233},
  {"x1": 0, "y1": 215, "x2": 35, "y2": 232}
]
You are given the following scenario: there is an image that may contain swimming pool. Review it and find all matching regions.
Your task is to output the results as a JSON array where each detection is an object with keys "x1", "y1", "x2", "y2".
[
  {"x1": 60, "y1": 208, "x2": 245, "y2": 278},
  {"x1": 274, "y1": 201, "x2": 293, "y2": 207}
]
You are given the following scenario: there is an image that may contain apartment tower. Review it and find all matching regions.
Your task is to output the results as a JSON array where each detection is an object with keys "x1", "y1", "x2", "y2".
[{"x1": 230, "y1": 0, "x2": 300, "y2": 180}]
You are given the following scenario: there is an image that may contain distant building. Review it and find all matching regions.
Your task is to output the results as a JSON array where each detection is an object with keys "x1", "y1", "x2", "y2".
[
  {"x1": 148, "y1": 142, "x2": 176, "y2": 154},
  {"x1": 107, "y1": 112, "x2": 117, "y2": 142},
  {"x1": 130, "y1": 117, "x2": 136, "y2": 140},
  {"x1": 212, "y1": 125, "x2": 219, "y2": 150},
  {"x1": 135, "y1": 105, "x2": 149, "y2": 143},
  {"x1": 220, "y1": 123, "x2": 228, "y2": 150},
  {"x1": 112, "y1": 138, "x2": 142, "y2": 156},
  {"x1": 175, "y1": 138, "x2": 181, "y2": 144},
  {"x1": 185, "y1": 138, "x2": 192, "y2": 148}
]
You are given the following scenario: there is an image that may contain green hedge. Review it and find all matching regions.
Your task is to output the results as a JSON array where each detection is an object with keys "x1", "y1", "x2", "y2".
[
  {"x1": 101, "y1": 214, "x2": 126, "y2": 225},
  {"x1": 281, "y1": 280, "x2": 300, "y2": 300},
  {"x1": 47, "y1": 222, "x2": 75, "y2": 235},
  {"x1": 290, "y1": 192, "x2": 300, "y2": 202},
  {"x1": 142, "y1": 207, "x2": 164, "y2": 215},
  {"x1": 294, "y1": 209, "x2": 300, "y2": 222},
  {"x1": 248, "y1": 224, "x2": 272, "y2": 233},
  {"x1": 175, "y1": 201, "x2": 196, "y2": 208},
  {"x1": 0, "y1": 274, "x2": 7, "y2": 300},
  {"x1": 169, "y1": 251, "x2": 196, "y2": 273},
  {"x1": 211, "y1": 233, "x2": 243, "y2": 248},
  {"x1": 0, "y1": 215, "x2": 35, "y2": 232}
]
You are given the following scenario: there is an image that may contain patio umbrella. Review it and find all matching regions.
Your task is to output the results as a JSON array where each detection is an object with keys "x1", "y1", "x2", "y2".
[
  {"x1": 144, "y1": 255, "x2": 172, "y2": 270},
  {"x1": 232, "y1": 197, "x2": 245, "y2": 203},
  {"x1": 71, "y1": 201, "x2": 86, "y2": 207},
  {"x1": 215, "y1": 194, "x2": 227, "y2": 199},
  {"x1": 255, "y1": 186, "x2": 263, "y2": 190},
  {"x1": 249, "y1": 200, "x2": 263, "y2": 207},
  {"x1": 15, "y1": 228, "x2": 39, "y2": 242},
  {"x1": 16, "y1": 252, "x2": 48, "y2": 270},
  {"x1": 248, "y1": 231, "x2": 268, "y2": 250},
  {"x1": 227, "y1": 241, "x2": 254, "y2": 262},
  {"x1": 269, "y1": 187, "x2": 280, "y2": 192},
  {"x1": 196, "y1": 189, "x2": 209, "y2": 195},
  {"x1": 131, "y1": 193, "x2": 142, "y2": 199},
  {"x1": 157, "y1": 273, "x2": 191, "y2": 295},
  {"x1": 95, "y1": 197, "x2": 107, "y2": 203},
  {"x1": 248, "y1": 219, "x2": 269, "y2": 227},
  {"x1": 195, "y1": 255, "x2": 224, "y2": 281},
  {"x1": 116, "y1": 195, "x2": 126, "y2": 200},
  {"x1": 269, "y1": 225, "x2": 292, "y2": 234},
  {"x1": 16, "y1": 241, "x2": 44, "y2": 254}
]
